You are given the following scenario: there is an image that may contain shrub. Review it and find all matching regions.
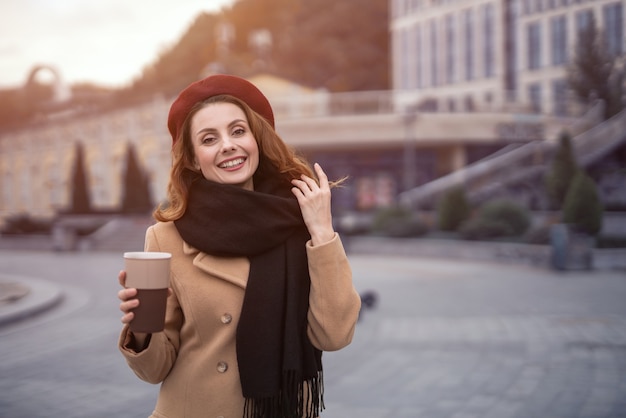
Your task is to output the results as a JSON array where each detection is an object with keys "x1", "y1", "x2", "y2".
[
  {"x1": 459, "y1": 218, "x2": 514, "y2": 240},
  {"x1": 545, "y1": 131, "x2": 579, "y2": 210},
  {"x1": 437, "y1": 186, "x2": 471, "y2": 232},
  {"x1": 459, "y1": 199, "x2": 531, "y2": 240},
  {"x1": 371, "y1": 205, "x2": 428, "y2": 237},
  {"x1": 479, "y1": 199, "x2": 531, "y2": 236},
  {"x1": 1, "y1": 215, "x2": 52, "y2": 235},
  {"x1": 562, "y1": 171, "x2": 603, "y2": 235}
]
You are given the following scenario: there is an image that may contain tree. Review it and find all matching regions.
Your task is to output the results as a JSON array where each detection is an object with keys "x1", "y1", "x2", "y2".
[
  {"x1": 120, "y1": 142, "x2": 153, "y2": 214},
  {"x1": 545, "y1": 131, "x2": 579, "y2": 210},
  {"x1": 567, "y1": 14, "x2": 624, "y2": 119},
  {"x1": 69, "y1": 142, "x2": 92, "y2": 214},
  {"x1": 562, "y1": 171, "x2": 603, "y2": 235},
  {"x1": 117, "y1": 0, "x2": 390, "y2": 102},
  {"x1": 437, "y1": 186, "x2": 471, "y2": 232},
  {"x1": 273, "y1": 0, "x2": 390, "y2": 91}
]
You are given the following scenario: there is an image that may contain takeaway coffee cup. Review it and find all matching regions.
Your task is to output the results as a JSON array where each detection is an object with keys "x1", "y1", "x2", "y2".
[{"x1": 123, "y1": 252, "x2": 172, "y2": 333}]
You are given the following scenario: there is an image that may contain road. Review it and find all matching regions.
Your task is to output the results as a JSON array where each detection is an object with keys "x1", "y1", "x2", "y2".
[{"x1": 1, "y1": 249, "x2": 625, "y2": 418}]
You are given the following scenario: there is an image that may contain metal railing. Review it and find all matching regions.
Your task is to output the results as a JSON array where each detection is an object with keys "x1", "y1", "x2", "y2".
[{"x1": 398, "y1": 102, "x2": 625, "y2": 209}]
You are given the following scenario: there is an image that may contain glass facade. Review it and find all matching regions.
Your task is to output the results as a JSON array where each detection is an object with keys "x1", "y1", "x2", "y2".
[
  {"x1": 550, "y1": 15, "x2": 568, "y2": 65},
  {"x1": 552, "y1": 79, "x2": 568, "y2": 116},
  {"x1": 445, "y1": 14, "x2": 456, "y2": 84},
  {"x1": 603, "y1": 2, "x2": 624, "y2": 56},
  {"x1": 431, "y1": 19, "x2": 439, "y2": 86},
  {"x1": 463, "y1": 9, "x2": 474, "y2": 80},
  {"x1": 483, "y1": 3, "x2": 495, "y2": 78},
  {"x1": 527, "y1": 22, "x2": 542, "y2": 70}
]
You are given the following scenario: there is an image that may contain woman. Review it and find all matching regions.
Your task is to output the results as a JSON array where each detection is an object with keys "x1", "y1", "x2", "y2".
[{"x1": 117, "y1": 74, "x2": 361, "y2": 418}]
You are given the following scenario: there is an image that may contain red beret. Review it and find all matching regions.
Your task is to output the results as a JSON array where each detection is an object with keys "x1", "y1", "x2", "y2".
[{"x1": 167, "y1": 74, "x2": 275, "y2": 144}]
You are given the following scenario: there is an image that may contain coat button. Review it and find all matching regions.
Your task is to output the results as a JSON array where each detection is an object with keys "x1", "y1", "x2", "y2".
[
  {"x1": 217, "y1": 361, "x2": 228, "y2": 373},
  {"x1": 221, "y1": 313, "x2": 232, "y2": 324}
]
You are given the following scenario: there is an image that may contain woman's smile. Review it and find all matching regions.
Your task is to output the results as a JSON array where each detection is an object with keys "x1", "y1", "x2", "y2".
[{"x1": 219, "y1": 157, "x2": 247, "y2": 170}]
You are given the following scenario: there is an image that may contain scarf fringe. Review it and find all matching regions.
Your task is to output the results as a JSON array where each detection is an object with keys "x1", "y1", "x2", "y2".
[{"x1": 243, "y1": 370, "x2": 324, "y2": 418}]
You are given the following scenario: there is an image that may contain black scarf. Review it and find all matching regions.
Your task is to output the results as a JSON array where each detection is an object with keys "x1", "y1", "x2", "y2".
[{"x1": 174, "y1": 166, "x2": 324, "y2": 418}]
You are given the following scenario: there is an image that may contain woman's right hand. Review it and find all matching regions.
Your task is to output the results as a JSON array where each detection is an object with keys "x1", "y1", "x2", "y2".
[
  {"x1": 118, "y1": 270, "x2": 151, "y2": 350},
  {"x1": 118, "y1": 270, "x2": 140, "y2": 325}
]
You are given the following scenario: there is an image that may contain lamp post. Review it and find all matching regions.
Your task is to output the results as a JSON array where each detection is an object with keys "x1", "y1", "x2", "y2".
[{"x1": 402, "y1": 105, "x2": 419, "y2": 193}]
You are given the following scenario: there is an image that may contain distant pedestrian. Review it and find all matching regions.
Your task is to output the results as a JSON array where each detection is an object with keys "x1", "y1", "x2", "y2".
[{"x1": 116, "y1": 74, "x2": 361, "y2": 418}]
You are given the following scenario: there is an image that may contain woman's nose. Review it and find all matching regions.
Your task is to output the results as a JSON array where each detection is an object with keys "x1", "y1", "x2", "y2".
[{"x1": 221, "y1": 136, "x2": 236, "y2": 152}]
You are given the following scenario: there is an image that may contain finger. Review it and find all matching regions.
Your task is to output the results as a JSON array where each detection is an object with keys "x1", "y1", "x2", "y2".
[
  {"x1": 118, "y1": 270, "x2": 126, "y2": 287},
  {"x1": 314, "y1": 163, "x2": 329, "y2": 186},
  {"x1": 118, "y1": 287, "x2": 138, "y2": 302},
  {"x1": 291, "y1": 178, "x2": 313, "y2": 194},
  {"x1": 291, "y1": 186, "x2": 305, "y2": 200},
  {"x1": 299, "y1": 174, "x2": 320, "y2": 192},
  {"x1": 120, "y1": 298, "x2": 140, "y2": 313},
  {"x1": 121, "y1": 311, "x2": 135, "y2": 325}
]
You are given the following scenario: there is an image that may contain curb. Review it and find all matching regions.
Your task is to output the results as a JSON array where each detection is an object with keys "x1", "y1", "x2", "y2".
[{"x1": 0, "y1": 274, "x2": 64, "y2": 327}]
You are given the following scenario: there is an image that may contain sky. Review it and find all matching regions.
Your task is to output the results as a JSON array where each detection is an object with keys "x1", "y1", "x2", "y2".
[{"x1": 0, "y1": 0, "x2": 234, "y2": 89}]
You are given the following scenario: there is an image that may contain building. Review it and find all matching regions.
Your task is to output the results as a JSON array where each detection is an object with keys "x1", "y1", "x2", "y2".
[{"x1": 390, "y1": 0, "x2": 624, "y2": 115}]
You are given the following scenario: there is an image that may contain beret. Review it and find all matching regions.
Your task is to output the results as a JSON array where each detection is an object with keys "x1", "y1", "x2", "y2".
[{"x1": 167, "y1": 74, "x2": 275, "y2": 144}]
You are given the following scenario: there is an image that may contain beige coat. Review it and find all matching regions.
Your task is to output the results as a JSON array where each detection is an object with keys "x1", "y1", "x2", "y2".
[{"x1": 119, "y1": 221, "x2": 361, "y2": 418}]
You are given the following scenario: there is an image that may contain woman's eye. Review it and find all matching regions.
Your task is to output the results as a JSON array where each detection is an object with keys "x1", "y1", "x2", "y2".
[
  {"x1": 201, "y1": 137, "x2": 217, "y2": 144},
  {"x1": 233, "y1": 127, "x2": 245, "y2": 136}
]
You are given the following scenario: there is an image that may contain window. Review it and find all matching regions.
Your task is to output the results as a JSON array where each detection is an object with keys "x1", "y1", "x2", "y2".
[
  {"x1": 448, "y1": 98, "x2": 456, "y2": 112},
  {"x1": 430, "y1": 19, "x2": 439, "y2": 86},
  {"x1": 483, "y1": 4, "x2": 495, "y2": 78},
  {"x1": 550, "y1": 15, "x2": 567, "y2": 65},
  {"x1": 575, "y1": 8, "x2": 593, "y2": 45},
  {"x1": 528, "y1": 83, "x2": 542, "y2": 113},
  {"x1": 552, "y1": 79, "x2": 568, "y2": 116},
  {"x1": 464, "y1": 9, "x2": 474, "y2": 80},
  {"x1": 603, "y1": 2, "x2": 624, "y2": 56},
  {"x1": 527, "y1": 22, "x2": 542, "y2": 70},
  {"x1": 415, "y1": 25, "x2": 424, "y2": 88},
  {"x1": 399, "y1": 29, "x2": 411, "y2": 89},
  {"x1": 445, "y1": 14, "x2": 455, "y2": 84},
  {"x1": 464, "y1": 95, "x2": 475, "y2": 112}
]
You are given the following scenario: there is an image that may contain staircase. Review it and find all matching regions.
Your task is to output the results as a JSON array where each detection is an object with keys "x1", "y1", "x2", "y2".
[{"x1": 399, "y1": 104, "x2": 626, "y2": 209}]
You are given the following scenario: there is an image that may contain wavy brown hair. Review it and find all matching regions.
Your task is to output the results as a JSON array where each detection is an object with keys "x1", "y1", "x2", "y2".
[{"x1": 154, "y1": 95, "x2": 319, "y2": 222}]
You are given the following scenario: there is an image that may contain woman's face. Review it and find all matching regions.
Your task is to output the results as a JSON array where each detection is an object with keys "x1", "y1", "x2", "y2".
[{"x1": 190, "y1": 102, "x2": 259, "y2": 190}]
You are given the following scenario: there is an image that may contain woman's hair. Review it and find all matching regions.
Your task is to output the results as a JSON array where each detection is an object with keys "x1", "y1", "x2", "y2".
[{"x1": 154, "y1": 95, "x2": 317, "y2": 222}]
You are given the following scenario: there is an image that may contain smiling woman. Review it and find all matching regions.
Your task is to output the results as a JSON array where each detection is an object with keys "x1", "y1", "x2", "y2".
[{"x1": 116, "y1": 74, "x2": 361, "y2": 418}]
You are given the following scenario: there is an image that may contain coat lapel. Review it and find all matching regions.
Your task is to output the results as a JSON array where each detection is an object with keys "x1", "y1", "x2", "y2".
[{"x1": 183, "y1": 241, "x2": 250, "y2": 289}]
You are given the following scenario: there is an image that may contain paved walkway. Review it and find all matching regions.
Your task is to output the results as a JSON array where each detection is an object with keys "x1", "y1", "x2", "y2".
[{"x1": 1, "y1": 249, "x2": 626, "y2": 418}]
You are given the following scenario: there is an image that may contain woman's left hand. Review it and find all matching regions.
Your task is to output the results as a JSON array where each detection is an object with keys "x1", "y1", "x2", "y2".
[{"x1": 291, "y1": 163, "x2": 335, "y2": 246}]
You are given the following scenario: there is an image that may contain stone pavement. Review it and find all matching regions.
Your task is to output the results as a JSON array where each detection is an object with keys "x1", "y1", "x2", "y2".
[{"x1": 1, "y1": 248, "x2": 626, "y2": 418}]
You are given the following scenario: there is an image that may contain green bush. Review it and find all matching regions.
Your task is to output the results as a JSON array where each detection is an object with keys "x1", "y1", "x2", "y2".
[
  {"x1": 371, "y1": 205, "x2": 428, "y2": 237},
  {"x1": 459, "y1": 218, "x2": 514, "y2": 240},
  {"x1": 562, "y1": 171, "x2": 603, "y2": 235},
  {"x1": 437, "y1": 186, "x2": 471, "y2": 232},
  {"x1": 545, "y1": 131, "x2": 580, "y2": 210},
  {"x1": 459, "y1": 199, "x2": 531, "y2": 240},
  {"x1": 479, "y1": 199, "x2": 531, "y2": 236},
  {"x1": 1, "y1": 215, "x2": 52, "y2": 235}
]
